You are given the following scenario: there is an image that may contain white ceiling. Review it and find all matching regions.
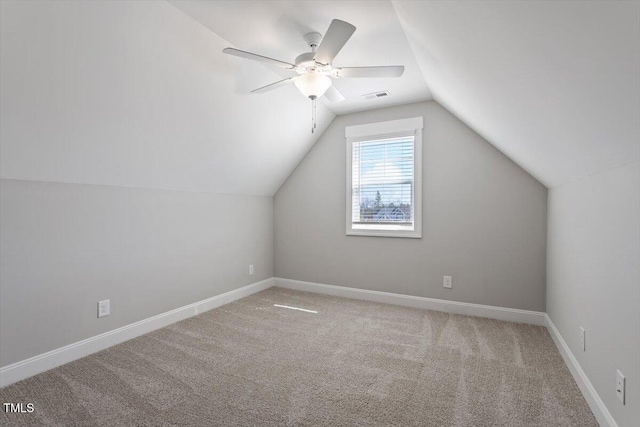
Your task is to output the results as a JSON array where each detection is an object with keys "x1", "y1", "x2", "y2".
[
  {"x1": 168, "y1": 0, "x2": 433, "y2": 115},
  {"x1": 0, "y1": 0, "x2": 334, "y2": 196},
  {"x1": 171, "y1": 0, "x2": 640, "y2": 187},
  {"x1": 393, "y1": 0, "x2": 640, "y2": 187},
  {"x1": 2, "y1": 1, "x2": 638, "y2": 195}
]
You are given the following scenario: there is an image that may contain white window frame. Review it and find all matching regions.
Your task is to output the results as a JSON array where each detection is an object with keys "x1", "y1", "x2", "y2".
[{"x1": 345, "y1": 116, "x2": 423, "y2": 238}]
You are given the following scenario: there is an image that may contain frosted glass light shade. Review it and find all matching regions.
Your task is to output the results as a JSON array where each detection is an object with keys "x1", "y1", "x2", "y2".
[{"x1": 294, "y1": 73, "x2": 331, "y2": 99}]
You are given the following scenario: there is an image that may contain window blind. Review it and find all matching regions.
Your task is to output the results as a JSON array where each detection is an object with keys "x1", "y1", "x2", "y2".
[{"x1": 351, "y1": 133, "x2": 415, "y2": 227}]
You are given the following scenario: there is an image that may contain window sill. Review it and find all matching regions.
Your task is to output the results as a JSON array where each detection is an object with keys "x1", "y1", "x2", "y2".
[{"x1": 346, "y1": 229, "x2": 422, "y2": 239}]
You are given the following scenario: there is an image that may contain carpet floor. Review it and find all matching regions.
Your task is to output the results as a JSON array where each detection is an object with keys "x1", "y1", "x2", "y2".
[{"x1": 1, "y1": 287, "x2": 597, "y2": 426}]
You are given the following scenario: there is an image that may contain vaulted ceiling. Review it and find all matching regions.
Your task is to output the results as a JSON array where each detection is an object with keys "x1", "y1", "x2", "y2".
[
  {"x1": 168, "y1": 0, "x2": 432, "y2": 116},
  {"x1": 1, "y1": 0, "x2": 335, "y2": 196},
  {"x1": 393, "y1": 0, "x2": 640, "y2": 188},
  {"x1": 2, "y1": 1, "x2": 638, "y2": 195}
]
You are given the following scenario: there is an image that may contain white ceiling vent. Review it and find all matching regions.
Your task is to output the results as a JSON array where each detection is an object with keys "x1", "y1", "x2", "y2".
[{"x1": 362, "y1": 90, "x2": 390, "y2": 100}]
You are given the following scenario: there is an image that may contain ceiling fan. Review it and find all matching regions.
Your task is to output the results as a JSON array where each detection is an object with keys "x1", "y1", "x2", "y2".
[{"x1": 223, "y1": 19, "x2": 405, "y2": 132}]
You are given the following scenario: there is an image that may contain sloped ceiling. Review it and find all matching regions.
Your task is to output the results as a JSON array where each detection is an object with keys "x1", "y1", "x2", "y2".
[
  {"x1": 2, "y1": 1, "x2": 638, "y2": 194},
  {"x1": 168, "y1": 0, "x2": 432, "y2": 115},
  {"x1": 0, "y1": 0, "x2": 334, "y2": 196},
  {"x1": 393, "y1": 0, "x2": 640, "y2": 187},
  {"x1": 171, "y1": 0, "x2": 640, "y2": 188}
]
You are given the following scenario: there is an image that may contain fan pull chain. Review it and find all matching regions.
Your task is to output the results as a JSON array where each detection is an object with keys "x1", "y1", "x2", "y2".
[{"x1": 311, "y1": 98, "x2": 318, "y2": 134}]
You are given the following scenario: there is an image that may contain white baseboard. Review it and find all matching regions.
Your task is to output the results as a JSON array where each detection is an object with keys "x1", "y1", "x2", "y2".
[
  {"x1": 545, "y1": 314, "x2": 616, "y2": 427},
  {"x1": 1, "y1": 275, "x2": 614, "y2": 427},
  {"x1": 273, "y1": 278, "x2": 546, "y2": 326},
  {"x1": 0, "y1": 278, "x2": 274, "y2": 388}
]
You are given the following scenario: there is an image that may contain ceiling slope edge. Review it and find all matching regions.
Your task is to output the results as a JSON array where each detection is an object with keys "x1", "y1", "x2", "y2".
[
  {"x1": 166, "y1": 0, "x2": 336, "y2": 197},
  {"x1": 391, "y1": 0, "x2": 640, "y2": 189},
  {"x1": 390, "y1": 0, "x2": 547, "y2": 188}
]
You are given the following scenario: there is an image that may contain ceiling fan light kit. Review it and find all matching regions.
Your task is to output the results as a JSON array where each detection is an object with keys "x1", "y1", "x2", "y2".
[
  {"x1": 223, "y1": 19, "x2": 405, "y2": 132},
  {"x1": 294, "y1": 72, "x2": 331, "y2": 100}
]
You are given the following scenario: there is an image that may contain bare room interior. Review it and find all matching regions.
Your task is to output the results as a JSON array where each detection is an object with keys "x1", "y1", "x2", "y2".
[{"x1": 0, "y1": 1, "x2": 638, "y2": 426}]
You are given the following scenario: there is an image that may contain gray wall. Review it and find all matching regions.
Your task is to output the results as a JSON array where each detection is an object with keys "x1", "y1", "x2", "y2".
[
  {"x1": 274, "y1": 101, "x2": 547, "y2": 311},
  {"x1": 0, "y1": 179, "x2": 273, "y2": 366},
  {"x1": 0, "y1": 0, "x2": 276, "y2": 369},
  {"x1": 547, "y1": 160, "x2": 640, "y2": 426}
]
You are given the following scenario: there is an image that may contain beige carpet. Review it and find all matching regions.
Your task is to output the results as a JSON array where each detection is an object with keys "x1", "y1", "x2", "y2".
[{"x1": 1, "y1": 287, "x2": 597, "y2": 426}]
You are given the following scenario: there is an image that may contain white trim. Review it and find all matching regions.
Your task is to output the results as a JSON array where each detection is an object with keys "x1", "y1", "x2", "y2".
[
  {"x1": 345, "y1": 116, "x2": 424, "y2": 139},
  {"x1": 0, "y1": 278, "x2": 274, "y2": 388},
  {"x1": 545, "y1": 314, "x2": 617, "y2": 427},
  {"x1": 274, "y1": 278, "x2": 546, "y2": 325},
  {"x1": 1, "y1": 274, "x2": 613, "y2": 427},
  {"x1": 346, "y1": 117, "x2": 423, "y2": 239}
]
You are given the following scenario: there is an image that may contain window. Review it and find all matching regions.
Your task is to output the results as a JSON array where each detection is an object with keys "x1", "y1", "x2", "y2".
[{"x1": 346, "y1": 117, "x2": 423, "y2": 238}]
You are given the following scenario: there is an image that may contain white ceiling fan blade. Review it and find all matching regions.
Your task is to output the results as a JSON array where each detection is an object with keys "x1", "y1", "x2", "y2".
[
  {"x1": 314, "y1": 19, "x2": 356, "y2": 65},
  {"x1": 335, "y1": 66, "x2": 405, "y2": 78},
  {"x1": 324, "y1": 84, "x2": 346, "y2": 102},
  {"x1": 251, "y1": 77, "x2": 296, "y2": 94},
  {"x1": 223, "y1": 48, "x2": 297, "y2": 70}
]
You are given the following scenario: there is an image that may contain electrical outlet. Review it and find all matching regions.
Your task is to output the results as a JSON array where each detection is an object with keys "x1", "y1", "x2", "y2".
[
  {"x1": 248, "y1": 264, "x2": 254, "y2": 275},
  {"x1": 616, "y1": 370, "x2": 625, "y2": 404},
  {"x1": 580, "y1": 327, "x2": 585, "y2": 351},
  {"x1": 98, "y1": 300, "x2": 110, "y2": 318},
  {"x1": 443, "y1": 276, "x2": 452, "y2": 289}
]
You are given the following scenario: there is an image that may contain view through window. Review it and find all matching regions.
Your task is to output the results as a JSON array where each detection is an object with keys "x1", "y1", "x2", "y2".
[
  {"x1": 346, "y1": 116, "x2": 422, "y2": 238},
  {"x1": 351, "y1": 135, "x2": 414, "y2": 226}
]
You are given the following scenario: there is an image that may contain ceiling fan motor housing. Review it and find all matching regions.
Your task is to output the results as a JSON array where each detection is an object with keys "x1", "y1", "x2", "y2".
[
  {"x1": 295, "y1": 52, "x2": 317, "y2": 71},
  {"x1": 296, "y1": 32, "x2": 327, "y2": 70}
]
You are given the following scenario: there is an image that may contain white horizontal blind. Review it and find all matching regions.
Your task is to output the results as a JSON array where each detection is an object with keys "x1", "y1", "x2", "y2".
[{"x1": 351, "y1": 132, "x2": 415, "y2": 228}]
